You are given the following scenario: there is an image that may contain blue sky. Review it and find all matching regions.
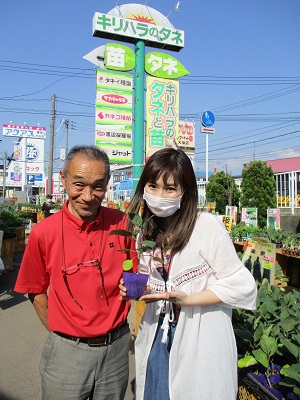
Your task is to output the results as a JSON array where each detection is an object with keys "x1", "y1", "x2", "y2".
[{"x1": 1, "y1": 0, "x2": 300, "y2": 175}]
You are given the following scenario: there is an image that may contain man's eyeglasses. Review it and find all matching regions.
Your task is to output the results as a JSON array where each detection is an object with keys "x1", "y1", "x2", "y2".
[{"x1": 62, "y1": 259, "x2": 104, "y2": 309}]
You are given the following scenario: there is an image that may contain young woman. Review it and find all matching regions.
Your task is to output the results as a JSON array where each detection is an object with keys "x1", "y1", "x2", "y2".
[{"x1": 121, "y1": 148, "x2": 257, "y2": 400}]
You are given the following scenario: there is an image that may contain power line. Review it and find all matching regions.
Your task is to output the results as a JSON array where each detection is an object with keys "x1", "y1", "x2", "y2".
[
  {"x1": 196, "y1": 130, "x2": 300, "y2": 156},
  {"x1": 0, "y1": 59, "x2": 95, "y2": 71}
]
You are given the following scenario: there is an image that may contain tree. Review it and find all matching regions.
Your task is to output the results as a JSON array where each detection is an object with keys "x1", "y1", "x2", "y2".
[
  {"x1": 206, "y1": 171, "x2": 240, "y2": 214},
  {"x1": 240, "y1": 160, "x2": 277, "y2": 228}
]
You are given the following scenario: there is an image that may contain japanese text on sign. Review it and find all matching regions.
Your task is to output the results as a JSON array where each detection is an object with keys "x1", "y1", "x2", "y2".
[
  {"x1": 146, "y1": 76, "x2": 179, "y2": 155},
  {"x1": 2, "y1": 124, "x2": 46, "y2": 139},
  {"x1": 95, "y1": 69, "x2": 133, "y2": 165},
  {"x1": 93, "y1": 13, "x2": 184, "y2": 51},
  {"x1": 105, "y1": 43, "x2": 135, "y2": 71},
  {"x1": 145, "y1": 52, "x2": 189, "y2": 79},
  {"x1": 222, "y1": 216, "x2": 233, "y2": 233},
  {"x1": 177, "y1": 121, "x2": 195, "y2": 149}
]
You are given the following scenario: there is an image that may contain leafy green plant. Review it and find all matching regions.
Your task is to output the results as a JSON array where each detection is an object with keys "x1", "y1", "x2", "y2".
[
  {"x1": 233, "y1": 275, "x2": 300, "y2": 397},
  {"x1": 0, "y1": 210, "x2": 27, "y2": 227},
  {"x1": 230, "y1": 224, "x2": 297, "y2": 247},
  {"x1": 240, "y1": 160, "x2": 277, "y2": 228},
  {"x1": 0, "y1": 210, "x2": 31, "y2": 239},
  {"x1": 205, "y1": 170, "x2": 240, "y2": 214},
  {"x1": 17, "y1": 202, "x2": 42, "y2": 211},
  {"x1": 230, "y1": 223, "x2": 261, "y2": 241},
  {"x1": 109, "y1": 212, "x2": 160, "y2": 271}
]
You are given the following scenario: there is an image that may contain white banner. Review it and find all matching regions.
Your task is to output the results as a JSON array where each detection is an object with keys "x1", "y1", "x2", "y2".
[{"x1": 3, "y1": 124, "x2": 46, "y2": 139}]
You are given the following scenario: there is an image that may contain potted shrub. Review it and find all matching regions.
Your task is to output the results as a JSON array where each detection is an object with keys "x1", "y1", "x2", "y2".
[
  {"x1": 0, "y1": 210, "x2": 30, "y2": 238},
  {"x1": 109, "y1": 212, "x2": 161, "y2": 298},
  {"x1": 233, "y1": 269, "x2": 300, "y2": 399},
  {"x1": 230, "y1": 223, "x2": 261, "y2": 242},
  {"x1": 17, "y1": 202, "x2": 42, "y2": 212}
]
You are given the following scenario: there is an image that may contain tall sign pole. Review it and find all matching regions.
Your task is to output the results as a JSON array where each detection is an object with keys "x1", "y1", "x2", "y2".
[
  {"x1": 133, "y1": 40, "x2": 145, "y2": 190},
  {"x1": 200, "y1": 111, "x2": 216, "y2": 183},
  {"x1": 206, "y1": 134, "x2": 209, "y2": 183},
  {"x1": 91, "y1": 5, "x2": 185, "y2": 187},
  {"x1": 21, "y1": 138, "x2": 27, "y2": 190}
]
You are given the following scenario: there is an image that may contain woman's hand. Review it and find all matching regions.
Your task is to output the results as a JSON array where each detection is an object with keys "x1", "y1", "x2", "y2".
[
  {"x1": 139, "y1": 290, "x2": 188, "y2": 305},
  {"x1": 140, "y1": 289, "x2": 221, "y2": 307}
]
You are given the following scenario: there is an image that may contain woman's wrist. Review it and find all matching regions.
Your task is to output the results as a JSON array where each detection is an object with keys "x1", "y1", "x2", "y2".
[{"x1": 173, "y1": 289, "x2": 221, "y2": 307}]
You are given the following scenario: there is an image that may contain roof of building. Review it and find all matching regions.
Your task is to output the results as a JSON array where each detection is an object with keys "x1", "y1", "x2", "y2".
[{"x1": 266, "y1": 156, "x2": 300, "y2": 173}]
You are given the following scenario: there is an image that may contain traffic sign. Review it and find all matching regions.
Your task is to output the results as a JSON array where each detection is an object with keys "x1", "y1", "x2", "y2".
[
  {"x1": 201, "y1": 126, "x2": 215, "y2": 134},
  {"x1": 201, "y1": 111, "x2": 215, "y2": 127}
]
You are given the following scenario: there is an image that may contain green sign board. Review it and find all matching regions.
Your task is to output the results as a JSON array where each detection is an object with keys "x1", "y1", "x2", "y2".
[
  {"x1": 93, "y1": 12, "x2": 184, "y2": 52},
  {"x1": 105, "y1": 43, "x2": 135, "y2": 71},
  {"x1": 145, "y1": 52, "x2": 189, "y2": 79}
]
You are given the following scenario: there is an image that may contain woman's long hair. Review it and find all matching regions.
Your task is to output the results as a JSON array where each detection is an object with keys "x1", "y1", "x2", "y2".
[{"x1": 127, "y1": 148, "x2": 198, "y2": 256}]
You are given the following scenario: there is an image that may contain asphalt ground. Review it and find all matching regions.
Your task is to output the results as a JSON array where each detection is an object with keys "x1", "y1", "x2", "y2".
[{"x1": 0, "y1": 252, "x2": 136, "y2": 400}]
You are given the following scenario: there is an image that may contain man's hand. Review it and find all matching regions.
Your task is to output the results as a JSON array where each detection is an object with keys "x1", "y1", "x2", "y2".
[
  {"x1": 28, "y1": 293, "x2": 49, "y2": 330},
  {"x1": 119, "y1": 278, "x2": 151, "y2": 300}
]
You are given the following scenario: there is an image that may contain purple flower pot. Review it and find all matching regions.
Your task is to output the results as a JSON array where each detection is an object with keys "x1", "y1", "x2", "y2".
[
  {"x1": 269, "y1": 374, "x2": 281, "y2": 385},
  {"x1": 123, "y1": 272, "x2": 149, "y2": 299}
]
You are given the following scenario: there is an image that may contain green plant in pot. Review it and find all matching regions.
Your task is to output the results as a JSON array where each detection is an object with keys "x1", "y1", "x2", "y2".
[
  {"x1": 0, "y1": 210, "x2": 29, "y2": 239},
  {"x1": 233, "y1": 269, "x2": 300, "y2": 399},
  {"x1": 109, "y1": 212, "x2": 161, "y2": 299}
]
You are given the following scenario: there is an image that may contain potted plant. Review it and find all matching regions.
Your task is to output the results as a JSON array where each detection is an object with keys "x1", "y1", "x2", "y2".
[
  {"x1": 109, "y1": 211, "x2": 160, "y2": 298},
  {"x1": 230, "y1": 223, "x2": 261, "y2": 243},
  {"x1": 17, "y1": 202, "x2": 42, "y2": 212},
  {"x1": 233, "y1": 268, "x2": 300, "y2": 399}
]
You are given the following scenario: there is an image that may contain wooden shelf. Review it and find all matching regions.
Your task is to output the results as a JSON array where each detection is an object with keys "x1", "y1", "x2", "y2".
[{"x1": 233, "y1": 241, "x2": 300, "y2": 260}]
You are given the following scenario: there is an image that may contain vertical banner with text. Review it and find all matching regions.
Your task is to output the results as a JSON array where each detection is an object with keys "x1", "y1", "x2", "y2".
[
  {"x1": 242, "y1": 207, "x2": 258, "y2": 227},
  {"x1": 95, "y1": 69, "x2": 133, "y2": 165},
  {"x1": 177, "y1": 120, "x2": 195, "y2": 150},
  {"x1": 267, "y1": 208, "x2": 280, "y2": 230},
  {"x1": 146, "y1": 76, "x2": 179, "y2": 159},
  {"x1": 13, "y1": 145, "x2": 22, "y2": 182},
  {"x1": 226, "y1": 205, "x2": 238, "y2": 224},
  {"x1": 242, "y1": 239, "x2": 276, "y2": 285}
]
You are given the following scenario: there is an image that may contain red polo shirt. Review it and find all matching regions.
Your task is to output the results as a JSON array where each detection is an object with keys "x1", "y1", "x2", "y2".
[{"x1": 15, "y1": 202, "x2": 137, "y2": 337}]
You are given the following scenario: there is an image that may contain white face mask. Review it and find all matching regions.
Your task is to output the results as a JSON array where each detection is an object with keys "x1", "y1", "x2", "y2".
[{"x1": 143, "y1": 190, "x2": 183, "y2": 218}]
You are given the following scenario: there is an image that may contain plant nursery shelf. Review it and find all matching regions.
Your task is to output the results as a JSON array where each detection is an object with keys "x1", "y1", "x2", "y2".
[{"x1": 233, "y1": 241, "x2": 300, "y2": 288}]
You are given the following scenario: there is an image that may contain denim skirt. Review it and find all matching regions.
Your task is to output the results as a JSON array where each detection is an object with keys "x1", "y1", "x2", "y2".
[{"x1": 143, "y1": 316, "x2": 177, "y2": 400}]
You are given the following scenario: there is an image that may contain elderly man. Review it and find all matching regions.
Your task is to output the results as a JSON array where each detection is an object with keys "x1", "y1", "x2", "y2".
[{"x1": 15, "y1": 145, "x2": 136, "y2": 400}]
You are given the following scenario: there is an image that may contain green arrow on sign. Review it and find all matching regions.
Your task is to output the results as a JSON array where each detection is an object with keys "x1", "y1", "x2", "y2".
[
  {"x1": 145, "y1": 51, "x2": 189, "y2": 79},
  {"x1": 105, "y1": 43, "x2": 135, "y2": 71}
]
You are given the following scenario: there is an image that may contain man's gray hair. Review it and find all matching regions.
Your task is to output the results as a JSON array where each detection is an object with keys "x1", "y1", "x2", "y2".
[{"x1": 63, "y1": 145, "x2": 110, "y2": 178}]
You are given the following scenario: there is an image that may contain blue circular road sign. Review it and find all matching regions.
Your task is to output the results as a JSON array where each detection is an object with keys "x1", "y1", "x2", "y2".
[{"x1": 201, "y1": 111, "x2": 215, "y2": 127}]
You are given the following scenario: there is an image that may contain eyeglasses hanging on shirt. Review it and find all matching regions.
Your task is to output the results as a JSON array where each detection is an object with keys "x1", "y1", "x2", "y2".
[{"x1": 61, "y1": 212, "x2": 106, "y2": 309}]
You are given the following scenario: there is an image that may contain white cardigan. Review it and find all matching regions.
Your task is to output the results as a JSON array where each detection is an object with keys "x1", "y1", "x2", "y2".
[{"x1": 135, "y1": 212, "x2": 257, "y2": 400}]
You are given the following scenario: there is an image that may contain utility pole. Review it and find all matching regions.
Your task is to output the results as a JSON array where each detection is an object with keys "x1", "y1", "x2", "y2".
[
  {"x1": 65, "y1": 119, "x2": 69, "y2": 156},
  {"x1": 228, "y1": 179, "x2": 233, "y2": 206},
  {"x1": 225, "y1": 164, "x2": 232, "y2": 206},
  {"x1": 3, "y1": 150, "x2": 7, "y2": 197},
  {"x1": 47, "y1": 94, "x2": 56, "y2": 195},
  {"x1": 63, "y1": 119, "x2": 76, "y2": 159}
]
